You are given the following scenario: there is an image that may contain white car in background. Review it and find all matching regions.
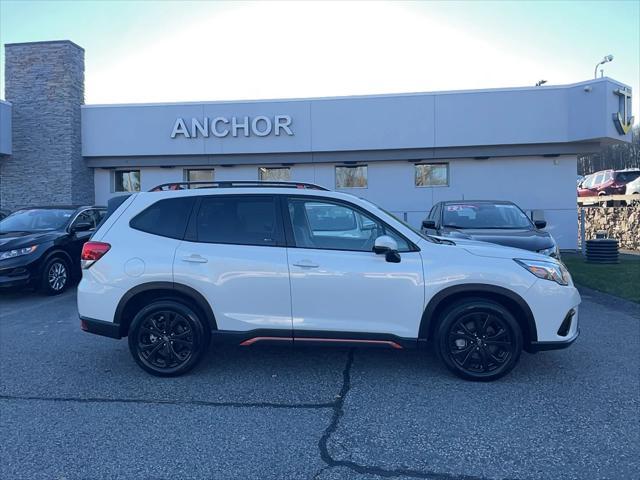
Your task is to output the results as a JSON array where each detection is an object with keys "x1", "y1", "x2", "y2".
[
  {"x1": 78, "y1": 181, "x2": 580, "y2": 381},
  {"x1": 625, "y1": 176, "x2": 640, "y2": 196}
]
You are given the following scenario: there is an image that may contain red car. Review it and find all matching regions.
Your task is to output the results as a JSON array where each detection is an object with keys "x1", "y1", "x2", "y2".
[{"x1": 577, "y1": 169, "x2": 640, "y2": 197}]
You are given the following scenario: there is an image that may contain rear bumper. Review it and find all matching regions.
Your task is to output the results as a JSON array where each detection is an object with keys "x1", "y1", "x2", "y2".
[{"x1": 80, "y1": 316, "x2": 122, "y2": 339}]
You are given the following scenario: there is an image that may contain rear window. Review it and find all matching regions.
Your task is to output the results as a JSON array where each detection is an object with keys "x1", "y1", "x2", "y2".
[
  {"x1": 130, "y1": 197, "x2": 195, "y2": 239},
  {"x1": 195, "y1": 196, "x2": 283, "y2": 246}
]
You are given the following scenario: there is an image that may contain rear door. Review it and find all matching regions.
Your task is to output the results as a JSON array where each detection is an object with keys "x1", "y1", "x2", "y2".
[{"x1": 173, "y1": 194, "x2": 293, "y2": 333}]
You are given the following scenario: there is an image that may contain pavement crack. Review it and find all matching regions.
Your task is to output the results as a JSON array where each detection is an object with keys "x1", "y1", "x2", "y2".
[
  {"x1": 0, "y1": 394, "x2": 334, "y2": 410},
  {"x1": 316, "y1": 349, "x2": 514, "y2": 480}
]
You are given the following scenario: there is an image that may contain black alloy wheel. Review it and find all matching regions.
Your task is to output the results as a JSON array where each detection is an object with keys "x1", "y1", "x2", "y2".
[
  {"x1": 128, "y1": 300, "x2": 209, "y2": 377},
  {"x1": 436, "y1": 299, "x2": 522, "y2": 381},
  {"x1": 41, "y1": 257, "x2": 70, "y2": 295}
]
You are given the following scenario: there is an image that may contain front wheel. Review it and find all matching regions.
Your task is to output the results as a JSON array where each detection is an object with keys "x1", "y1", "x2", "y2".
[
  {"x1": 41, "y1": 257, "x2": 70, "y2": 295},
  {"x1": 128, "y1": 300, "x2": 210, "y2": 377},
  {"x1": 436, "y1": 299, "x2": 522, "y2": 381}
]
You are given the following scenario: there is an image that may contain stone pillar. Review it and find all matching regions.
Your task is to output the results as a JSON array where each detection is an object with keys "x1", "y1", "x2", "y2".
[{"x1": 1, "y1": 40, "x2": 93, "y2": 210}]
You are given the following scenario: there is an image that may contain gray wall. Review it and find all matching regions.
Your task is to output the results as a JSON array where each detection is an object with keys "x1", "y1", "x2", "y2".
[
  {"x1": 0, "y1": 100, "x2": 11, "y2": 156},
  {"x1": 0, "y1": 41, "x2": 93, "y2": 210},
  {"x1": 81, "y1": 78, "x2": 633, "y2": 159}
]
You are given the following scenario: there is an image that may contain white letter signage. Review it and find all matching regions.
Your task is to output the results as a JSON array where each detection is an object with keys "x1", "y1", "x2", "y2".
[{"x1": 170, "y1": 115, "x2": 293, "y2": 139}]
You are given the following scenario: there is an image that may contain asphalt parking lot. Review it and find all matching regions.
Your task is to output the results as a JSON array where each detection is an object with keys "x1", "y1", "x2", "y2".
[{"x1": 1, "y1": 287, "x2": 639, "y2": 480}]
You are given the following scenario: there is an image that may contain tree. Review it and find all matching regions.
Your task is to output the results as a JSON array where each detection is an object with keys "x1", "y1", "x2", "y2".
[{"x1": 578, "y1": 126, "x2": 640, "y2": 175}]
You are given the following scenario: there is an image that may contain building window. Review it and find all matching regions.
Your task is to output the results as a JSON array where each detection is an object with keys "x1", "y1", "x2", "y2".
[
  {"x1": 114, "y1": 170, "x2": 140, "y2": 192},
  {"x1": 184, "y1": 168, "x2": 215, "y2": 186},
  {"x1": 336, "y1": 165, "x2": 367, "y2": 188},
  {"x1": 259, "y1": 167, "x2": 290, "y2": 181},
  {"x1": 415, "y1": 163, "x2": 448, "y2": 187}
]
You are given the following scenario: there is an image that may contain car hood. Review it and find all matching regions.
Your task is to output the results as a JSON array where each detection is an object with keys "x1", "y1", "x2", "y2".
[
  {"x1": 441, "y1": 227, "x2": 554, "y2": 252},
  {"x1": 431, "y1": 235, "x2": 554, "y2": 262},
  {"x1": 0, "y1": 230, "x2": 62, "y2": 250}
]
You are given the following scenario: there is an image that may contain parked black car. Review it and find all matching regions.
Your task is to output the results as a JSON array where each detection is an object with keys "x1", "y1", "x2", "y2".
[
  {"x1": 421, "y1": 200, "x2": 559, "y2": 258},
  {"x1": 0, "y1": 206, "x2": 106, "y2": 294}
]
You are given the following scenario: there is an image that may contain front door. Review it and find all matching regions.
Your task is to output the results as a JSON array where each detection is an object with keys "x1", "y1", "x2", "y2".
[
  {"x1": 173, "y1": 194, "x2": 292, "y2": 333},
  {"x1": 285, "y1": 197, "x2": 424, "y2": 339}
]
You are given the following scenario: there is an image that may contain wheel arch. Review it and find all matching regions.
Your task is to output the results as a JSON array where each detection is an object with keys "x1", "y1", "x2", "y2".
[
  {"x1": 419, "y1": 284, "x2": 538, "y2": 348},
  {"x1": 39, "y1": 248, "x2": 74, "y2": 275},
  {"x1": 114, "y1": 282, "x2": 217, "y2": 337}
]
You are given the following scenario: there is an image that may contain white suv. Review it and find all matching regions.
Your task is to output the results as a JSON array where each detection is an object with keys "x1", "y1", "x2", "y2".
[{"x1": 78, "y1": 181, "x2": 580, "y2": 381}]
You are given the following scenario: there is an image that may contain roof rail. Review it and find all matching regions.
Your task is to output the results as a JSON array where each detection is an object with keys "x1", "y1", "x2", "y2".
[{"x1": 148, "y1": 180, "x2": 329, "y2": 192}]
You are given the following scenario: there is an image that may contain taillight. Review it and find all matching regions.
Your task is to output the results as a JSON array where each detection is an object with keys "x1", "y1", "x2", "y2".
[{"x1": 81, "y1": 241, "x2": 111, "y2": 269}]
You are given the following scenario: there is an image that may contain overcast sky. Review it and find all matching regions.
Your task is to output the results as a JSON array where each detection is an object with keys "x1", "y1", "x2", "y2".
[{"x1": 1, "y1": 0, "x2": 638, "y2": 119}]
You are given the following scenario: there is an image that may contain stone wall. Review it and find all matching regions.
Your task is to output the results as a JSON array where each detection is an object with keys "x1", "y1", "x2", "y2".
[
  {"x1": 0, "y1": 40, "x2": 93, "y2": 210},
  {"x1": 579, "y1": 204, "x2": 640, "y2": 251}
]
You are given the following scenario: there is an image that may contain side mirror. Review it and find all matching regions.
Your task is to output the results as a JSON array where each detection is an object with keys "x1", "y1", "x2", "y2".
[
  {"x1": 373, "y1": 235, "x2": 401, "y2": 263},
  {"x1": 534, "y1": 220, "x2": 547, "y2": 229},
  {"x1": 422, "y1": 219, "x2": 436, "y2": 230},
  {"x1": 71, "y1": 221, "x2": 92, "y2": 233}
]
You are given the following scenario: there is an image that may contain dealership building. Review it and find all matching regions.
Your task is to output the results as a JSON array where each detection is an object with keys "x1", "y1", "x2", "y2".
[{"x1": 0, "y1": 40, "x2": 634, "y2": 249}]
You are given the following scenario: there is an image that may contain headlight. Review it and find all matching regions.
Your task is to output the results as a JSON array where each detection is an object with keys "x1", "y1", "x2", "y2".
[
  {"x1": 538, "y1": 244, "x2": 559, "y2": 258},
  {"x1": 0, "y1": 245, "x2": 38, "y2": 261},
  {"x1": 515, "y1": 258, "x2": 570, "y2": 286}
]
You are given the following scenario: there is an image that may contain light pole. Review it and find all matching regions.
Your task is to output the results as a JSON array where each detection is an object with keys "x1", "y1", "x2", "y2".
[{"x1": 594, "y1": 55, "x2": 614, "y2": 78}]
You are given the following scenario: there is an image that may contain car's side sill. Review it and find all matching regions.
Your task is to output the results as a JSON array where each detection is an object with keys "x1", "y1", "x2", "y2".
[{"x1": 212, "y1": 329, "x2": 418, "y2": 349}]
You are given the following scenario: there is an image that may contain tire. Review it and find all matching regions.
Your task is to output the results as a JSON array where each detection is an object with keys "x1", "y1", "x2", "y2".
[
  {"x1": 128, "y1": 300, "x2": 210, "y2": 377},
  {"x1": 435, "y1": 299, "x2": 523, "y2": 381},
  {"x1": 40, "y1": 256, "x2": 70, "y2": 295}
]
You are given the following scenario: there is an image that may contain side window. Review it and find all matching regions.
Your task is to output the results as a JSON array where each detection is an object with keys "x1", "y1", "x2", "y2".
[
  {"x1": 593, "y1": 173, "x2": 604, "y2": 186},
  {"x1": 72, "y1": 210, "x2": 101, "y2": 230},
  {"x1": 196, "y1": 196, "x2": 283, "y2": 246},
  {"x1": 130, "y1": 197, "x2": 195, "y2": 239},
  {"x1": 287, "y1": 199, "x2": 410, "y2": 252}
]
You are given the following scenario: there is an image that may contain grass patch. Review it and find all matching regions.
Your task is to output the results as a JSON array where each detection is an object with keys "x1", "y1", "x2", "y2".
[{"x1": 562, "y1": 252, "x2": 640, "y2": 303}]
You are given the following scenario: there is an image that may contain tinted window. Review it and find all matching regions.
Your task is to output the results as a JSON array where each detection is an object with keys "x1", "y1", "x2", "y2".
[
  {"x1": 288, "y1": 198, "x2": 410, "y2": 252},
  {"x1": 442, "y1": 203, "x2": 532, "y2": 229},
  {"x1": 72, "y1": 209, "x2": 105, "y2": 230},
  {"x1": 615, "y1": 171, "x2": 640, "y2": 183},
  {"x1": 130, "y1": 197, "x2": 195, "y2": 239},
  {"x1": 196, "y1": 196, "x2": 283, "y2": 246}
]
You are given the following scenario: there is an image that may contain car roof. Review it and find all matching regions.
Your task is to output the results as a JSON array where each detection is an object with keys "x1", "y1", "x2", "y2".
[{"x1": 439, "y1": 200, "x2": 516, "y2": 205}]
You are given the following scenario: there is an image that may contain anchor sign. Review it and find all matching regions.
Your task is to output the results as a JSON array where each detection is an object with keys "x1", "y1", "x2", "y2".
[{"x1": 613, "y1": 87, "x2": 634, "y2": 135}]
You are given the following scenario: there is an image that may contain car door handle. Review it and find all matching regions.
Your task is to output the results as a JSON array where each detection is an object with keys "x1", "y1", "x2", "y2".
[
  {"x1": 181, "y1": 254, "x2": 208, "y2": 263},
  {"x1": 292, "y1": 261, "x2": 319, "y2": 268}
]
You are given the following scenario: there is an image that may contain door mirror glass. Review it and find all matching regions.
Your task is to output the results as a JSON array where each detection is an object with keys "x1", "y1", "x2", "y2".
[{"x1": 422, "y1": 219, "x2": 436, "y2": 230}]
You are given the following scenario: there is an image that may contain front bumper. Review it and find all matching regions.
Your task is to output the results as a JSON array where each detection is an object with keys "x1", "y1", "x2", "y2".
[
  {"x1": 80, "y1": 316, "x2": 122, "y2": 339},
  {"x1": 528, "y1": 328, "x2": 580, "y2": 352},
  {"x1": 0, "y1": 252, "x2": 45, "y2": 288}
]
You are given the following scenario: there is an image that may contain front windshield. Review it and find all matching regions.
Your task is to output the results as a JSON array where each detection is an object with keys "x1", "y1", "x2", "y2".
[
  {"x1": 442, "y1": 203, "x2": 532, "y2": 229},
  {"x1": 0, "y1": 209, "x2": 75, "y2": 232}
]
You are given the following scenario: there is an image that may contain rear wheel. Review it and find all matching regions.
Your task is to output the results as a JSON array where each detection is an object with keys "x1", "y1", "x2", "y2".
[
  {"x1": 128, "y1": 300, "x2": 210, "y2": 377},
  {"x1": 436, "y1": 299, "x2": 522, "y2": 381}
]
